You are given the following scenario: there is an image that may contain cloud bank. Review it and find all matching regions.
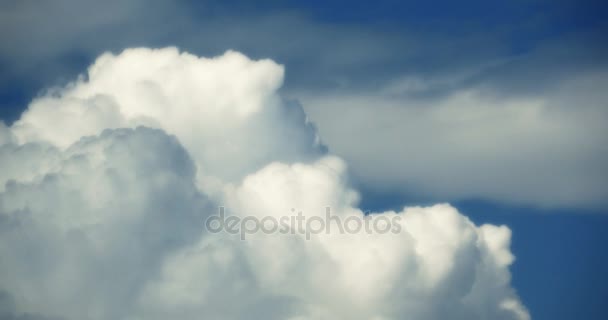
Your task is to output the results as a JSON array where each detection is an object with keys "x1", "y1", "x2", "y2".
[
  {"x1": 300, "y1": 69, "x2": 608, "y2": 208},
  {"x1": 0, "y1": 48, "x2": 528, "y2": 320}
]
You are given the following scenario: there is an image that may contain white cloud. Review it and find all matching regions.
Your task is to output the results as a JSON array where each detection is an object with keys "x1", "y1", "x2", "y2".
[
  {"x1": 11, "y1": 47, "x2": 324, "y2": 192},
  {"x1": 0, "y1": 127, "x2": 207, "y2": 319},
  {"x1": 0, "y1": 48, "x2": 528, "y2": 320},
  {"x1": 3, "y1": 0, "x2": 606, "y2": 208}
]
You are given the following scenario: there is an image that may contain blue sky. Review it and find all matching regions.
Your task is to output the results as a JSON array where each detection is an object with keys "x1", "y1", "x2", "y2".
[{"x1": 1, "y1": 1, "x2": 607, "y2": 319}]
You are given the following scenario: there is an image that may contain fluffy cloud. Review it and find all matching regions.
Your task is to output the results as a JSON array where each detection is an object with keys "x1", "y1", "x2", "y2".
[
  {"x1": 2, "y1": 0, "x2": 606, "y2": 208},
  {"x1": 11, "y1": 48, "x2": 324, "y2": 189},
  {"x1": 0, "y1": 48, "x2": 528, "y2": 320},
  {"x1": 0, "y1": 127, "x2": 207, "y2": 319}
]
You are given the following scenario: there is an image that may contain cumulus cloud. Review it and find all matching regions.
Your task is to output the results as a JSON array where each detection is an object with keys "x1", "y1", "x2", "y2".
[
  {"x1": 11, "y1": 48, "x2": 324, "y2": 189},
  {"x1": 0, "y1": 48, "x2": 528, "y2": 319},
  {"x1": 0, "y1": 127, "x2": 207, "y2": 319},
  {"x1": 2, "y1": 0, "x2": 606, "y2": 208}
]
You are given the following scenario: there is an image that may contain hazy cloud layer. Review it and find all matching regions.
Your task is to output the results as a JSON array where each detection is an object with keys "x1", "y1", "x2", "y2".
[
  {"x1": 300, "y1": 66, "x2": 608, "y2": 208},
  {"x1": 0, "y1": 48, "x2": 528, "y2": 319}
]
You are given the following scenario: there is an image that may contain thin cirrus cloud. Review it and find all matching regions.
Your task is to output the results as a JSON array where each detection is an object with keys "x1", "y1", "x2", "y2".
[{"x1": 0, "y1": 48, "x2": 528, "y2": 320}]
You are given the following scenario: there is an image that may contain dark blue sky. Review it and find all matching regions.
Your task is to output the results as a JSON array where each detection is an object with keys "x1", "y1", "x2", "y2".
[{"x1": 1, "y1": 1, "x2": 607, "y2": 319}]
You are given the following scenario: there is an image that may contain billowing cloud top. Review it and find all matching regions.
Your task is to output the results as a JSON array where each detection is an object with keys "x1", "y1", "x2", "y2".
[{"x1": 0, "y1": 48, "x2": 528, "y2": 320}]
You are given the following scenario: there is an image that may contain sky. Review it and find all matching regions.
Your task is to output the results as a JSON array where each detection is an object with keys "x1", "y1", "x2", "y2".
[{"x1": 0, "y1": 1, "x2": 607, "y2": 319}]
